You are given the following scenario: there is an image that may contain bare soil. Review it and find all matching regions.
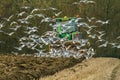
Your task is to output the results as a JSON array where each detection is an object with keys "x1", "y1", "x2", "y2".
[
  {"x1": 0, "y1": 55, "x2": 83, "y2": 80},
  {"x1": 41, "y1": 57, "x2": 120, "y2": 80}
]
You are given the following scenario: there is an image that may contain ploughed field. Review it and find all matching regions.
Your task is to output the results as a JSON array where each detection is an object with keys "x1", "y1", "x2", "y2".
[
  {"x1": 41, "y1": 57, "x2": 120, "y2": 80},
  {"x1": 0, "y1": 55, "x2": 120, "y2": 80},
  {"x1": 0, "y1": 55, "x2": 82, "y2": 80}
]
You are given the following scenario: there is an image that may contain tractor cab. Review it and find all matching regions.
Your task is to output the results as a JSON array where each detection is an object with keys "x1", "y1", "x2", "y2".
[{"x1": 54, "y1": 16, "x2": 82, "y2": 40}]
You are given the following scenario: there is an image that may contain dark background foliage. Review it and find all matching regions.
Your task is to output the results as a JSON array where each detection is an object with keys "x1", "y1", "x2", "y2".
[{"x1": 0, "y1": 0, "x2": 120, "y2": 58}]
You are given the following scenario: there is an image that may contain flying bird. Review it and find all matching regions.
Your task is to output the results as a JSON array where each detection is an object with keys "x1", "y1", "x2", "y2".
[
  {"x1": 79, "y1": 0, "x2": 96, "y2": 4},
  {"x1": 95, "y1": 30, "x2": 105, "y2": 35},
  {"x1": 10, "y1": 21, "x2": 18, "y2": 27},
  {"x1": 25, "y1": 15, "x2": 34, "y2": 20},
  {"x1": 96, "y1": 33, "x2": 106, "y2": 40},
  {"x1": 18, "y1": 19, "x2": 29, "y2": 24},
  {"x1": 0, "y1": 21, "x2": 5, "y2": 29},
  {"x1": 83, "y1": 28, "x2": 92, "y2": 35},
  {"x1": 31, "y1": 8, "x2": 40, "y2": 14},
  {"x1": 116, "y1": 36, "x2": 120, "y2": 39},
  {"x1": 3, "y1": 15, "x2": 14, "y2": 22},
  {"x1": 9, "y1": 25, "x2": 21, "y2": 31},
  {"x1": 14, "y1": 45, "x2": 25, "y2": 51},
  {"x1": 98, "y1": 41, "x2": 108, "y2": 48},
  {"x1": 109, "y1": 42, "x2": 118, "y2": 46},
  {"x1": 17, "y1": 11, "x2": 26, "y2": 17},
  {"x1": 96, "y1": 20, "x2": 109, "y2": 25},
  {"x1": 72, "y1": 2, "x2": 80, "y2": 5},
  {"x1": 21, "y1": 6, "x2": 30, "y2": 9},
  {"x1": 34, "y1": 14, "x2": 45, "y2": 18},
  {"x1": 54, "y1": 11, "x2": 62, "y2": 16},
  {"x1": 49, "y1": 7, "x2": 57, "y2": 10},
  {"x1": 40, "y1": 17, "x2": 52, "y2": 23},
  {"x1": 88, "y1": 34, "x2": 97, "y2": 39}
]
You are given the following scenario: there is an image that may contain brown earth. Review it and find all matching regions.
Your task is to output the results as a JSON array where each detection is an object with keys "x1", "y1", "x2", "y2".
[
  {"x1": 0, "y1": 55, "x2": 120, "y2": 80},
  {"x1": 0, "y1": 55, "x2": 83, "y2": 80},
  {"x1": 41, "y1": 58, "x2": 120, "y2": 80}
]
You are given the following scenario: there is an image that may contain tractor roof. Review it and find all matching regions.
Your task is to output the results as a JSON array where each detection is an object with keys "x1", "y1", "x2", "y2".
[{"x1": 54, "y1": 17, "x2": 76, "y2": 22}]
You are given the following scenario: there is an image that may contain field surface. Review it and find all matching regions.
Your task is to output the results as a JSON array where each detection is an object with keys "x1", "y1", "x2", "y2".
[
  {"x1": 0, "y1": 55, "x2": 120, "y2": 80},
  {"x1": 41, "y1": 57, "x2": 120, "y2": 80},
  {"x1": 0, "y1": 55, "x2": 81, "y2": 80}
]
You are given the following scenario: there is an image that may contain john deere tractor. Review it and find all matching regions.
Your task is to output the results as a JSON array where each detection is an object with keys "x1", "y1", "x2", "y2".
[
  {"x1": 54, "y1": 16, "x2": 81, "y2": 40},
  {"x1": 42, "y1": 16, "x2": 95, "y2": 59}
]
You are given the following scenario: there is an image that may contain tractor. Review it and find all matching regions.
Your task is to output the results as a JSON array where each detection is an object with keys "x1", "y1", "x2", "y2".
[{"x1": 42, "y1": 16, "x2": 95, "y2": 59}]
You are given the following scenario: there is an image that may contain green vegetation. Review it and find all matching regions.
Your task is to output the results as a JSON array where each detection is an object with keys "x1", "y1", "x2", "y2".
[{"x1": 0, "y1": 0, "x2": 120, "y2": 58}]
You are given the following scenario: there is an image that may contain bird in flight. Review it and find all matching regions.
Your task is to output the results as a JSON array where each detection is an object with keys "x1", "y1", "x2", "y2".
[{"x1": 54, "y1": 11, "x2": 62, "y2": 17}]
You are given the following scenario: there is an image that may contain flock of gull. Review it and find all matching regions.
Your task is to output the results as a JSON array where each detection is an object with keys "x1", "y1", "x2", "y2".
[{"x1": 0, "y1": 0, "x2": 120, "y2": 58}]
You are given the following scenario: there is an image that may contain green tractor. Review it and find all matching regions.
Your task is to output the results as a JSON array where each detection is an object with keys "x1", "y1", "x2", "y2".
[
  {"x1": 42, "y1": 16, "x2": 95, "y2": 59},
  {"x1": 54, "y1": 16, "x2": 82, "y2": 41}
]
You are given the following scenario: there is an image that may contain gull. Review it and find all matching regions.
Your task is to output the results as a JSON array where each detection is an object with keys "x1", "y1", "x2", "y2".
[
  {"x1": 75, "y1": 17, "x2": 83, "y2": 23},
  {"x1": 0, "y1": 21, "x2": 5, "y2": 29},
  {"x1": 72, "y1": 2, "x2": 80, "y2": 5},
  {"x1": 87, "y1": 25, "x2": 95, "y2": 29},
  {"x1": 2, "y1": 31, "x2": 15, "y2": 36},
  {"x1": 76, "y1": 45, "x2": 81, "y2": 49},
  {"x1": 11, "y1": 51, "x2": 19, "y2": 55},
  {"x1": 86, "y1": 1, "x2": 96, "y2": 4},
  {"x1": 19, "y1": 37, "x2": 28, "y2": 42},
  {"x1": 18, "y1": 19, "x2": 29, "y2": 24},
  {"x1": 17, "y1": 11, "x2": 26, "y2": 17},
  {"x1": 98, "y1": 41, "x2": 108, "y2": 48},
  {"x1": 111, "y1": 44, "x2": 120, "y2": 48},
  {"x1": 83, "y1": 28, "x2": 92, "y2": 34},
  {"x1": 26, "y1": 42, "x2": 35, "y2": 48},
  {"x1": 54, "y1": 11, "x2": 62, "y2": 16},
  {"x1": 78, "y1": 22, "x2": 94, "y2": 28},
  {"x1": 9, "y1": 25, "x2": 21, "y2": 31},
  {"x1": 49, "y1": 7, "x2": 57, "y2": 10},
  {"x1": 96, "y1": 33, "x2": 106, "y2": 40},
  {"x1": 89, "y1": 25, "x2": 97, "y2": 28},
  {"x1": 10, "y1": 21, "x2": 18, "y2": 26},
  {"x1": 109, "y1": 42, "x2": 118, "y2": 46},
  {"x1": 79, "y1": 0, "x2": 87, "y2": 3},
  {"x1": 0, "y1": 30, "x2": 4, "y2": 33},
  {"x1": 77, "y1": 22, "x2": 89, "y2": 27},
  {"x1": 40, "y1": 17, "x2": 52, "y2": 23},
  {"x1": 24, "y1": 29, "x2": 38, "y2": 34},
  {"x1": 96, "y1": 20, "x2": 109, "y2": 25},
  {"x1": 88, "y1": 34, "x2": 97, "y2": 39},
  {"x1": 31, "y1": 8, "x2": 40, "y2": 14},
  {"x1": 21, "y1": 6, "x2": 30, "y2": 9},
  {"x1": 31, "y1": 44, "x2": 37, "y2": 50},
  {"x1": 116, "y1": 45, "x2": 120, "y2": 48},
  {"x1": 34, "y1": 48, "x2": 45, "y2": 54},
  {"x1": 87, "y1": 17, "x2": 92, "y2": 22},
  {"x1": 7, "y1": 32, "x2": 15, "y2": 36},
  {"x1": 26, "y1": 26, "x2": 38, "y2": 30},
  {"x1": 95, "y1": 30, "x2": 105, "y2": 34},
  {"x1": 65, "y1": 45, "x2": 72, "y2": 51},
  {"x1": 0, "y1": 41, "x2": 5, "y2": 43},
  {"x1": 34, "y1": 13, "x2": 45, "y2": 18},
  {"x1": 95, "y1": 39, "x2": 106, "y2": 43},
  {"x1": 117, "y1": 36, "x2": 120, "y2": 39},
  {"x1": 40, "y1": 37, "x2": 48, "y2": 45},
  {"x1": 79, "y1": 0, "x2": 96, "y2": 4},
  {"x1": 40, "y1": 8, "x2": 48, "y2": 11},
  {"x1": 29, "y1": 34, "x2": 39, "y2": 39},
  {"x1": 85, "y1": 47, "x2": 95, "y2": 59},
  {"x1": 3, "y1": 15, "x2": 14, "y2": 22},
  {"x1": 14, "y1": 44, "x2": 25, "y2": 51},
  {"x1": 25, "y1": 15, "x2": 34, "y2": 20}
]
